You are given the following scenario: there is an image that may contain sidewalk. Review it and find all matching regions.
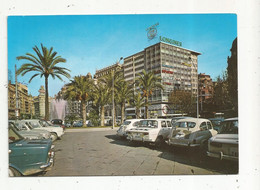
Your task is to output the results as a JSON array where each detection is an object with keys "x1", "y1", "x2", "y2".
[{"x1": 65, "y1": 127, "x2": 119, "y2": 133}]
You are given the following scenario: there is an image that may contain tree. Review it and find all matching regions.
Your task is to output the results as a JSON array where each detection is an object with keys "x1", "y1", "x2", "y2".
[
  {"x1": 99, "y1": 70, "x2": 123, "y2": 125},
  {"x1": 64, "y1": 75, "x2": 93, "y2": 127},
  {"x1": 135, "y1": 70, "x2": 163, "y2": 119},
  {"x1": 227, "y1": 37, "x2": 238, "y2": 115},
  {"x1": 168, "y1": 89, "x2": 194, "y2": 114},
  {"x1": 91, "y1": 81, "x2": 110, "y2": 126},
  {"x1": 115, "y1": 80, "x2": 133, "y2": 123},
  {"x1": 129, "y1": 92, "x2": 145, "y2": 119},
  {"x1": 16, "y1": 44, "x2": 70, "y2": 120},
  {"x1": 212, "y1": 71, "x2": 232, "y2": 112}
]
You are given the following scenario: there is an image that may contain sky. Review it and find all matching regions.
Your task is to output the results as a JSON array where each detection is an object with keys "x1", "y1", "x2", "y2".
[{"x1": 8, "y1": 14, "x2": 237, "y2": 97}]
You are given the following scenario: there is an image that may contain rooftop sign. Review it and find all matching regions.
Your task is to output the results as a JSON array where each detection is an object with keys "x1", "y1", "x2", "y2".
[
  {"x1": 146, "y1": 22, "x2": 159, "y2": 40},
  {"x1": 160, "y1": 36, "x2": 182, "y2": 47}
]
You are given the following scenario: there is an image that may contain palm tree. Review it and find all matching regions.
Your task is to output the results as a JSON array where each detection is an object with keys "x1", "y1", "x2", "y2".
[
  {"x1": 115, "y1": 80, "x2": 133, "y2": 123},
  {"x1": 16, "y1": 44, "x2": 70, "y2": 120},
  {"x1": 91, "y1": 81, "x2": 110, "y2": 126},
  {"x1": 64, "y1": 75, "x2": 93, "y2": 127},
  {"x1": 129, "y1": 92, "x2": 145, "y2": 119},
  {"x1": 135, "y1": 70, "x2": 163, "y2": 119},
  {"x1": 99, "y1": 70, "x2": 123, "y2": 125}
]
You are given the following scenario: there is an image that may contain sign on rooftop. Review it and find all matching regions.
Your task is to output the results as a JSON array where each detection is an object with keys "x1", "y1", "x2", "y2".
[
  {"x1": 160, "y1": 36, "x2": 182, "y2": 47},
  {"x1": 146, "y1": 22, "x2": 159, "y2": 40}
]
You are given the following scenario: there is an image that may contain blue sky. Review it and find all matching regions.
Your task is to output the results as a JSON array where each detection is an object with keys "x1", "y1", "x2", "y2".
[{"x1": 8, "y1": 14, "x2": 237, "y2": 97}]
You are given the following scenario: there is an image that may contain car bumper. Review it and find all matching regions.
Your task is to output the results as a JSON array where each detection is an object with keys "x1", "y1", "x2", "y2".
[
  {"x1": 40, "y1": 151, "x2": 55, "y2": 170},
  {"x1": 127, "y1": 135, "x2": 154, "y2": 143},
  {"x1": 207, "y1": 151, "x2": 238, "y2": 161}
]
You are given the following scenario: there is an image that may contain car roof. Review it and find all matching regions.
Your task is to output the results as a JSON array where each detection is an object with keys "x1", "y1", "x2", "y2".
[
  {"x1": 125, "y1": 119, "x2": 140, "y2": 121},
  {"x1": 175, "y1": 118, "x2": 210, "y2": 123},
  {"x1": 140, "y1": 119, "x2": 171, "y2": 121},
  {"x1": 224, "y1": 117, "x2": 238, "y2": 121}
]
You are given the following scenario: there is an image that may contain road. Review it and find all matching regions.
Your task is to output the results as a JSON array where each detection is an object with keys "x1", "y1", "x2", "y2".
[{"x1": 43, "y1": 128, "x2": 238, "y2": 176}]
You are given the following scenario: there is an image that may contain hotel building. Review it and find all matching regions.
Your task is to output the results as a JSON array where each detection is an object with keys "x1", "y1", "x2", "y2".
[{"x1": 123, "y1": 41, "x2": 201, "y2": 118}]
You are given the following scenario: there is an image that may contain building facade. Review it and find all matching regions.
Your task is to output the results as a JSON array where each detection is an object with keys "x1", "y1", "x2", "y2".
[
  {"x1": 123, "y1": 41, "x2": 200, "y2": 118},
  {"x1": 33, "y1": 86, "x2": 52, "y2": 118},
  {"x1": 8, "y1": 81, "x2": 35, "y2": 119},
  {"x1": 198, "y1": 73, "x2": 214, "y2": 103}
]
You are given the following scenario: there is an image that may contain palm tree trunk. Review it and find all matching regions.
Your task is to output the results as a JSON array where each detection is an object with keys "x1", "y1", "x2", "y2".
[
  {"x1": 82, "y1": 100, "x2": 86, "y2": 127},
  {"x1": 136, "y1": 107, "x2": 140, "y2": 119},
  {"x1": 121, "y1": 103, "x2": 125, "y2": 124},
  {"x1": 145, "y1": 95, "x2": 148, "y2": 119},
  {"x1": 101, "y1": 106, "x2": 105, "y2": 126},
  {"x1": 45, "y1": 76, "x2": 49, "y2": 120}
]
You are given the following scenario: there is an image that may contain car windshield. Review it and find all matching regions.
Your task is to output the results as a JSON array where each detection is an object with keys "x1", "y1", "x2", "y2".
[
  {"x1": 9, "y1": 124, "x2": 23, "y2": 142},
  {"x1": 25, "y1": 122, "x2": 34, "y2": 130},
  {"x1": 138, "y1": 120, "x2": 158, "y2": 128},
  {"x1": 219, "y1": 120, "x2": 238, "y2": 134},
  {"x1": 28, "y1": 121, "x2": 41, "y2": 128},
  {"x1": 122, "y1": 121, "x2": 131, "y2": 125}
]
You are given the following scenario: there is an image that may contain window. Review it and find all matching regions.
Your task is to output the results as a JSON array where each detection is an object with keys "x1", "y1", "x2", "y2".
[
  {"x1": 207, "y1": 121, "x2": 213, "y2": 129},
  {"x1": 220, "y1": 120, "x2": 238, "y2": 134},
  {"x1": 200, "y1": 122, "x2": 207, "y2": 130},
  {"x1": 161, "y1": 121, "x2": 166, "y2": 128},
  {"x1": 167, "y1": 121, "x2": 172, "y2": 127},
  {"x1": 133, "y1": 121, "x2": 140, "y2": 126}
]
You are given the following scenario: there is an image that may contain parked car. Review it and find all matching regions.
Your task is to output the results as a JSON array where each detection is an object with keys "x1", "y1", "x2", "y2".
[
  {"x1": 127, "y1": 119, "x2": 172, "y2": 147},
  {"x1": 207, "y1": 117, "x2": 238, "y2": 161},
  {"x1": 208, "y1": 118, "x2": 225, "y2": 132},
  {"x1": 9, "y1": 124, "x2": 54, "y2": 176},
  {"x1": 10, "y1": 120, "x2": 51, "y2": 140},
  {"x1": 9, "y1": 121, "x2": 45, "y2": 140},
  {"x1": 171, "y1": 116, "x2": 193, "y2": 125},
  {"x1": 73, "y1": 120, "x2": 83, "y2": 127},
  {"x1": 23, "y1": 119, "x2": 64, "y2": 141},
  {"x1": 51, "y1": 119, "x2": 66, "y2": 130},
  {"x1": 117, "y1": 119, "x2": 140, "y2": 138},
  {"x1": 167, "y1": 118, "x2": 217, "y2": 150}
]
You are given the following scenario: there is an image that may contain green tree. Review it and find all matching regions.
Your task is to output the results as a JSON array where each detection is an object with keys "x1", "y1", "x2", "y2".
[
  {"x1": 64, "y1": 75, "x2": 93, "y2": 127},
  {"x1": 135, "y1": 70, "x2": 163, "y2": 119},
  {"x1": 99, "y1": 70, "x2": 123, "y2": 125},
  {"x1": 168, "y1": 89, "x2": 194, "y2": 114},
  {"x1": 227, "y1": 37, "x2": 238, "y2": 115},
  {"x1": 115, "y1": 80, "x2": 133, "y2": 123},
  {"x1": 91, "y1": 81, "x2": 110, "y2": 126},
  {"x1": 16, "y1": 44, "x2": 70, "y2": 120},
  {"x1": 212, "y1": 71, "x2": 232, "y2": 112},
  {"x1": 129, "y1": 92, "x2": 145, "y2": 119}
]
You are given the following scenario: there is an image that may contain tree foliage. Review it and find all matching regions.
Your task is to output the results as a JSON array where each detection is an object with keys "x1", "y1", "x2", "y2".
[
  {"x1": 16, "y1": 44, "x2": 70, "y2": 120},
  {"x1": 135, "y1": 70, "x2": 163, "y2": 118},
  {"x1": 168, "y1": 89, "x2": 195, "y2": 114}
]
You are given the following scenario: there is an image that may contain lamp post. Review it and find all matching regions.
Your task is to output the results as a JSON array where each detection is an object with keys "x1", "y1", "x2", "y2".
[
  {"x1": 112, "y1": 57, "x2": 123, "y2": 129},
  {"x1": 189, "y1": 57, "x2": 199, "y2": 118}
]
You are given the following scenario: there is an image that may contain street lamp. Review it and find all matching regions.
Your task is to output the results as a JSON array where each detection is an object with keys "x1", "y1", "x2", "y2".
[
  {"x1": 189, "y1": 57, "x2": 199, "y2": 118},
  {"x1": 112, "y1": 57, "x2": 123, "y2": 129}
]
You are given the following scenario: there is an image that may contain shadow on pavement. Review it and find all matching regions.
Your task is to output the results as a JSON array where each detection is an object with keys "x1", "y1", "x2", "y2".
[{"x1": 105, "y1": 134, "x2": 238, "y2": 174}]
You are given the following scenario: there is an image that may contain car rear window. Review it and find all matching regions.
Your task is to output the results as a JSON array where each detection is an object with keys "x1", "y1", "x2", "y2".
[
  {"x1": 139, "y1": 120, "x2": 158, "y2": 128},
  {"x1": 174, "y1": 122, "x2": 196, "y2": 128},
  {"x1": 219, "y1": 120, "x2": 238, "y2": 134}
]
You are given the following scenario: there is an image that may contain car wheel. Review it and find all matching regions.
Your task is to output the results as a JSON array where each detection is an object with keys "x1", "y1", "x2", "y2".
[
  {"x1": 155, "y1": 136, "x2": 164, "y2": 148},
  {"x1": 50, "y1": 132, "x2": 58, "y2": 141},
  {"x1": 9, "y1": 167, "x2": 21, "y2": 177}
]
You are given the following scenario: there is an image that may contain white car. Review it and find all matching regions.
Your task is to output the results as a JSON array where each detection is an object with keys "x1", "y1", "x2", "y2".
[
  {"x1": 207, "y1": 117, "x2": 238, "y2": 161},
  {"x1": 23, "y1": 119, "x2": 64, "y2": 141},
  {"x1": 10, "y1": 120, "x2": 51, "y2": 140},
  {"x1": 127, "y1": 119, "x2": 172, "y2": 147},
  {"x1": 117, "y1": 119, "x2": 141, "y2": 138},
  {"x1": 168, "y1": 118, "x2": 217, "y2": 149}
]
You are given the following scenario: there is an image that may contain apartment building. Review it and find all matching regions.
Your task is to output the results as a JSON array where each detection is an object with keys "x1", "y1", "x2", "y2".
[
  {"x1": 123, "y1": 41, "x2": 201, "y2": 117},
  {"x1": 198, "y1": 73, "x2": 214, "y2": 103},
  {"x1": 8, "y1": 81, "x2": 35, "y2": 119}
]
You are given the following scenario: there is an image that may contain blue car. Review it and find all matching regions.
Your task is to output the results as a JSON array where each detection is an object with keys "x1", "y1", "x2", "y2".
[{"x1": 9, "y1": 124, "x2": 55, "y2": 176}]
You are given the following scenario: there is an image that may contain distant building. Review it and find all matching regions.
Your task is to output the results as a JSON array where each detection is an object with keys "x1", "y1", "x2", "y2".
[
  {"x1": 94, "y1": 63, "x2": 122, "y2": 79},
  {"x1": 123, "y1": 41, "x2": 200, "y2": 118},
  {"x1": 198, "y1": 73, "x2": 214, "y2": 103},
  {"x1": 8, "y1": 81, "x2": 35, "y2": 119},
  {"x1": 33, "y1": 86, "x2": 52, "y2": 118}
]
